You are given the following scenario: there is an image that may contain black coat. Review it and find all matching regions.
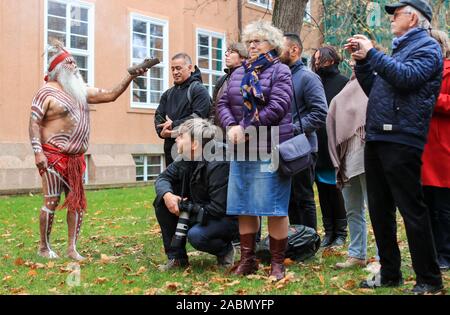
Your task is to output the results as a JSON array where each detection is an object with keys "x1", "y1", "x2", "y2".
[
  {"x1": 154, "y1": 152, "x2": 230, "y2": 220},
  {"x1": 315, "y1": 65, "x2": 348, "y2": 170},
  {"x1": 154, "y1": 66, "x2": 212, "y2": 164}
]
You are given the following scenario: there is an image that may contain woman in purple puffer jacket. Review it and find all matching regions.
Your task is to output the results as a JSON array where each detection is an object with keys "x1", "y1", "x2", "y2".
[{"x1": 216, "y1": 21, "x2": 294, "y2": 281}]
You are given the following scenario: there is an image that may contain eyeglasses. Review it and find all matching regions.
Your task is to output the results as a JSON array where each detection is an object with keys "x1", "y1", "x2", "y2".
[
  {"x1": 225, "y1": 49, "x2": 239, "y2": 55},
  {"x1": 245, "y1": 39, "x2": 268, "y2": 47},
  {"x1": 393, "y1": 11, "x2": 412, "y2": 20}
]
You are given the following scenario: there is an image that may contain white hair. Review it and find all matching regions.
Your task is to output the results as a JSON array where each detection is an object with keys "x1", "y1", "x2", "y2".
[
  {"x1": 403, "y1": 5, "x2": 431, "y2": 30},
  {"x1": 178, "y1": 118, "x2": 217, "y2": 145},
  {"x1": 242, "y1": 20, "x2": 285, "y2": 55}
]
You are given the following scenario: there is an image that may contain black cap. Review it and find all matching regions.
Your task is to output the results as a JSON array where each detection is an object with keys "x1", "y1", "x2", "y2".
[{"x1": 385, "y1": 0, "x2": 432, "y2": 22}]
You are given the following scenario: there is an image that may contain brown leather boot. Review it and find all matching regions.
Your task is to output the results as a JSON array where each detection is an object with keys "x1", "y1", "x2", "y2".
[
  {"x1": 269, "y1": 236, "x2": 288, "y2": 281},
  {"x1": 233, "y1": 233, "x2": 258, "y2": 276}
]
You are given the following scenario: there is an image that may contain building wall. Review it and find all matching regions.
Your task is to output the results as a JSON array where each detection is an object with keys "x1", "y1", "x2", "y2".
[{"x1": 0, "y1": 0, "x2": 323, "y2": 192}]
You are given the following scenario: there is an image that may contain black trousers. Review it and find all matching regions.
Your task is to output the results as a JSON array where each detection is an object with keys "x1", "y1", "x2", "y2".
[
  {"x1": 365, "y1": 141, "x2": 442, "y2": 286},
  {"x1": 316, "y1": 181, "x2": 347, "y2": 222},
  {"x1": 424, "y1": 186, "x2": 450, "y2": 268},
  {"x1": 155, "y1": 202, "x2": 238, "y2": 259},
  {"x1": 288, "y1": 152, "x2": 318, "y2": 230}
]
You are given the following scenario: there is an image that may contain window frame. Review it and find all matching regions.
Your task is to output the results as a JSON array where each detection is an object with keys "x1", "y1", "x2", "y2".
[
  {"x1": 247, "y1": 0, "x2": 273, "y2": 10},
  {"x1": 133, "y1": 155, "x2": 164, "y2": 182},
  {"x1": 304, "y1": 0, "x2": 312, "y2": 23},
  {"x1": 196, "y1": 28, "x2": 226, "y2": 96},
  {"x1": 44, "y1": 0, "x2": 95, "y2": 86},
  {"x1": 129, "y1": 13, "x2": 169, "y2": 109},
  {"x1": 83, "y1": 155, "x2": 90, "y2": 184}
]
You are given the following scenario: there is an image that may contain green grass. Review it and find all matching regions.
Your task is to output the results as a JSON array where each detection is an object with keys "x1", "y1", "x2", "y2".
[{"x1": 0, "y1": 186, "x2": 448, "y2": 295}]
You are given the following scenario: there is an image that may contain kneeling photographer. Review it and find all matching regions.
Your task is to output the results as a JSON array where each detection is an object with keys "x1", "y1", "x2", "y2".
[{"x1": 154, "y1": 118, "x2": 238, "y2": 271}]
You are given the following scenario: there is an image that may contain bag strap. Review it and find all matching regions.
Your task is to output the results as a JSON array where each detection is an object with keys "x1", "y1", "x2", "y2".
[
  {"x1": 187, "y1": 80, "x2": 200, "y2": 104},
  {"x1": 271, "y1": 65, "x2": 304, "y2": 134},
  {"x1": 291, "y1": 85, "x2": 305, "y2": 134}
]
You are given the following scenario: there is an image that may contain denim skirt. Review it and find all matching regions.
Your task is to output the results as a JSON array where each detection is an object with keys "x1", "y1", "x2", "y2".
[{"x1": 226, "y1": 160, "x2": 291, "y2": 216}]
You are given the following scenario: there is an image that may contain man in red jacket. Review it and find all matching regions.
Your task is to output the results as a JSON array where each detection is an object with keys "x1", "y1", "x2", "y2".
[{"x1": 422, "y1": 30, "x2": 450, "y2": 272}]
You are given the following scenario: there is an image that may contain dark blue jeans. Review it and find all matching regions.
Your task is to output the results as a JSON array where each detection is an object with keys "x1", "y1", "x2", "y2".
[
  {"x1": 187, "y1": 217, "x2": 238, "y2": 257},
  {"x1": 155, "y1": 202, "x2": 238, "y2": 259}
]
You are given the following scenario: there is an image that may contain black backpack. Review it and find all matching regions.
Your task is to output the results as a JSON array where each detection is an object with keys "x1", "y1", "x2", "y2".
[{"x1": 256, "y1": 225, "x2": 321, "y2": 263}]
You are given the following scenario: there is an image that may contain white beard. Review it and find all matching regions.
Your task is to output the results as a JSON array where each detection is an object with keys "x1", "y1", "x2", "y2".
[{"x1": 57, "y1": 68, "x2": 88, "y2": 105}]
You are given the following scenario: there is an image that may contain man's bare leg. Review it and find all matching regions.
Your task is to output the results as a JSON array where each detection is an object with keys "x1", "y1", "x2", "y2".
[
  {"x1": 38, "y1": 173, "x2": 61, "y2": 259},
  {"x1": 67, "y1": 210, "x2": 85, "y2": 261}
]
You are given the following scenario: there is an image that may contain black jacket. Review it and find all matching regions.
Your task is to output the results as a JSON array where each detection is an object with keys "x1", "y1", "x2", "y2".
[
  {"x1": 154, "y1": 67, "x2": 212, "y2": 162},
  {"x1": 315, "y1": 65, "x2": 348, "y2": 170},
  {"x1": 154, "y1": 150, "x2": 230, "y2": 220}
]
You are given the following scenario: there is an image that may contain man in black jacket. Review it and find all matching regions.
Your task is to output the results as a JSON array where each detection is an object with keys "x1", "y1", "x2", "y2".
[
  {"x1": 155, "y1": 53, "x2": 211, "y2": 166},
  {"x1": 154, "y1": 119, "x2": 238, "y2": 271},
  {"x1": 281, "y1": 33, "x2": 328, "y2": 231}
]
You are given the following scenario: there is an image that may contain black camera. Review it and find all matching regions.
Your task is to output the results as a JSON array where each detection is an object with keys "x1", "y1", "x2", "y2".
[{"x1": 170, "y1": 200, "x2": 206, "y2": 248}]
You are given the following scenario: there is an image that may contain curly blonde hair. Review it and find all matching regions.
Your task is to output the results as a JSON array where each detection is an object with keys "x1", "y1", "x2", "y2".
[
  {"x1": 431, "y1": 30, "x2": 450, "y2": 59},
  {"x1": 241, "y1": 20, "x2": 285, "y2": 55}
]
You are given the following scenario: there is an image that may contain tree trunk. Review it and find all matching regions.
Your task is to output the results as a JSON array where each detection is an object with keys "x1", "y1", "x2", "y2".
[
  {"x1": 431, "y1": 0, "x2": 445, "y2": 29},
  {"x1": 272, "y1": 0, "x2": 309, "y2": 34}
]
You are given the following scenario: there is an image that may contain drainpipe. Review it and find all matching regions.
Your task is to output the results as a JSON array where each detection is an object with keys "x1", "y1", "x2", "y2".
[{"x1": 237, "y1": 0, "x2": 243, "y2": 41}]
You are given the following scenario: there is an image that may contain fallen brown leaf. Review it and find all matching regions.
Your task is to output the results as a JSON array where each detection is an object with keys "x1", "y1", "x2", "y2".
[
  {"x1": 14, "y1": 258, "x2": 25, "y2": 266},
  {"x1": 27, "y1": 269, "x2": 38, "y2": 277},
  {"x1": 94, "y1": 277, "x2": 108, "y2": 284},
  {"x1": 165, "y1": 282, "x2": 182, "y2": 291},
  {"x1": 284, "y1": 258, "x2": 295, "y2": 266},
  {"x1": 343, "y1": 279, "x2": 356, "y2": 290}
]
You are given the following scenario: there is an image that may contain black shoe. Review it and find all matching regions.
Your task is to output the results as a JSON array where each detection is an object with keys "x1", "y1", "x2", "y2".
[
  {"x1": 158, "y1": 258, "x2": 189, "y2": 272},
  {"x1": 439, "y1": 265, "x2": 449, "y2": 272},
  {"x1": 331, "y1": 235, "x2": 346, "y2": 247},
  {"x1": 332, "y1": 218, "x2": 347, "y2": 247},
  {"x1": 412, "y1": 283, "x2": 445, "y2": 295},
  {"x1": 320, "y1": 234, "x2": 334, "y2": 247},
  {"x1": 359, "y1": 273, "x2": 403, "y2": 289}
]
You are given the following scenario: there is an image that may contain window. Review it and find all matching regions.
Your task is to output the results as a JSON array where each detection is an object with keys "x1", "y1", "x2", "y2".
[
  {"x1": 248, "y1": 0, "x2": 272, "y2": 9},
  {"x1": 45, "y1": 0, "x2": 94, "y2": 85},
  {"x1": 83, "y1": 155, "x2": 90, "y2": 184},
  {"x1": 304, "y1": 1, "x2": 312, "y2": 23},
  {"x1": 133, "y1": 155, "x2": 164, "y2": 181},
  {"x1": 196, "y1": 30, "x2": 226, "y2": 96},
  {"x1": 130, "y1": 14, "x2": 169, "y2": 109}
]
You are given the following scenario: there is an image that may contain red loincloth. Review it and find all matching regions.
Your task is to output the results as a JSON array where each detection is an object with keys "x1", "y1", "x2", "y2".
[{"x1": 41, "y1": 144, "x2": 87, "y2": 213}]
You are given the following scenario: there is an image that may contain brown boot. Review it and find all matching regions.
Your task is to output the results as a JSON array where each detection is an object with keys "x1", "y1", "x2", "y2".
[
  {"x1": 269, "y1": 236, "x2": 288, "y2": 281},
  {"x1": 233, "y1": 233, "x2": 258, "y2": 276}
]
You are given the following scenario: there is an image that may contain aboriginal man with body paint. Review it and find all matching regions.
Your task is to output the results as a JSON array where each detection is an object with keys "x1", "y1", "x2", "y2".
[{"x1": 29, "y1": 42, "x2": 147, "y2": 261}]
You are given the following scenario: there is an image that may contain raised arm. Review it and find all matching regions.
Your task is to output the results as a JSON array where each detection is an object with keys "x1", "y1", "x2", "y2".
[{"x1": 86, "y1": 69, "x2": 146, "y2": 104}]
